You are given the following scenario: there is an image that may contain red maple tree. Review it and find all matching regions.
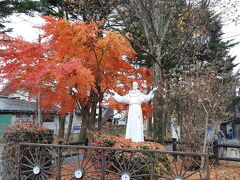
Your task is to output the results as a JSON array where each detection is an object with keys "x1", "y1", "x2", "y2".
[{"x1": 0, "y1": 16, "x2": 152, "y2": 140}]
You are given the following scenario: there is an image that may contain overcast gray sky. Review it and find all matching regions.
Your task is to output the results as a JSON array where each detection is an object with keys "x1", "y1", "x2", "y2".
[{"x1": 5, "y1": 14, "x2": 44, "y2": 42}]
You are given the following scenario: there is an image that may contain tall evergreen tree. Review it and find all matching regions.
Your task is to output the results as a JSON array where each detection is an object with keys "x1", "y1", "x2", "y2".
[
  {"x1": 195, "y1": 11, "x2": 237, "y2": 75},
  {"x1": 0, "y1": 1, "x2": 15, "y2": 32}
]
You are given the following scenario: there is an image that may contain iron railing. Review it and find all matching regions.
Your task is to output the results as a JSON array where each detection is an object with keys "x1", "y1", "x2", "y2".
[
  {"x1": 17, "y1": 143, "x2": 210, "y2": 180},
  {"x1": 213, "y1": 141, "x2": 240, "y2": 162}
]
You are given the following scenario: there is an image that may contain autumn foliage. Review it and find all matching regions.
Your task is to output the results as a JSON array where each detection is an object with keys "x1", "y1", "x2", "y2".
[
  {"x1": 4, "y1": 123, "x2": 48, "y2": 132},
  {"x1": 0, "y1": 16, "x2": 152, "y2": 119},
  {"x1": 89, "y1": 131, "x2": 165, "y2": 150}
]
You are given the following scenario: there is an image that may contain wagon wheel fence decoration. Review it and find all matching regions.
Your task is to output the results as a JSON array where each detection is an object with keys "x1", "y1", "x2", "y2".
[
  {"x1": 153, "y1": 153, "x2": 208, "y2": 179},
  {"x1": 19, "y1": 146, "x2": 57, "y2": 180},
  {"x1": 17, "y1": 143, "x2": 210, "y2": 180},
  {"x1": 59, "y1": 148, "x2": 102, "y2": 179},
  {"x1": 104, "y1": 151, "x2": 151, "y2": 180}
]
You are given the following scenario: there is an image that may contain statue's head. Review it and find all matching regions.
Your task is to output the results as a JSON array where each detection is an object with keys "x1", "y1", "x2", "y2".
[{"x1": 132, "y1": 82, "x2": 138, "y2": 90}]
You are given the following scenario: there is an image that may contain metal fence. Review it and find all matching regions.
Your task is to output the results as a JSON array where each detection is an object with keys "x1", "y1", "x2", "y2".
[
  {"x1": 17, "y1": 143, "x2": 210, "y2": 180},
  {"x1": 213, "y1": 141, "x2": 240, "y2": 162}
]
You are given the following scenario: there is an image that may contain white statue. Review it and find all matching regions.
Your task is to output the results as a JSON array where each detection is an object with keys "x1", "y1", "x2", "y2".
[{"x1": 109, "y1": 82, "x2": 157, "y2": 142}]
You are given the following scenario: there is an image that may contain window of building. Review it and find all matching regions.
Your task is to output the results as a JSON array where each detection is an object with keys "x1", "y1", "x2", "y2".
[{"x1": 15, "y1": 114, "x2": 33, "y2": 124}]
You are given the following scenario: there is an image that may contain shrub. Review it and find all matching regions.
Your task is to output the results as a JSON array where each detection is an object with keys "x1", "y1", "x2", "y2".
[
  {"x1": 1, "y1": 124, "x2": 54, "y2": 180},
  {"x1": 89, "y1": 131, "x2": 165, "y2": 151}
]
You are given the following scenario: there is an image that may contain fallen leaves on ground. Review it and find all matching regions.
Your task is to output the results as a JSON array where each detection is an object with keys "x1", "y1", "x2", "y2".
[{"x1": 209, "y1": 163, "x2": 240, "y2": 180}]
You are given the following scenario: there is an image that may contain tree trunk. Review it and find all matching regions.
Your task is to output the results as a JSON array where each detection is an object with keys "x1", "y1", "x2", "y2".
[
  {"x1": 89, "y1": 90, "x2": 98, "y2": 130},
  {"x1": 37, "y1": 93, "x2": 43, "y2": 126},
  {"x1": 78, "y1": 118, "x2": 88, "y2": 142},
  {"x1": 98, "y1": 106, "x2": 102, "y2": 129},
  {"x1": 147, "y1": 117, "x2": 153, "y2": 139},
  {"x1": 153, "y1": 94, "x2": 164, "y2": 142},
  {"x1": 58, "y1": 115, "x2": 65, "y2": 140},
  {"x1": 201, "y1": 114, "x2": 209, "y2": 168},
  {"x1": 78, "y1": 107, "x2": 90, "y2": 142},
  {"x1": 97, "y1": 92, "x2": 103, "y2": 130},
  {"x1": 65, "y1": 111, "x2": 74, "y2": 143},
  {"x1": 163, "y1": 104, "x2": 168, "y2": 137},
  {"x1": 153, "y1": 45, "x2": 165, "y2": 142}
]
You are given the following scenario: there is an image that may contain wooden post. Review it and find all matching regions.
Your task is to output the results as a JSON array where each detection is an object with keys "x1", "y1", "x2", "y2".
[
  {"x1": 213, "y1": 140, "x2": 219, "y2": 163},
  {"x1": 172, "y1": 138, "x2": 177, "y2": 151},
  {"x1": 172, "y1": 138, "x2": 177, "y2": 161}
]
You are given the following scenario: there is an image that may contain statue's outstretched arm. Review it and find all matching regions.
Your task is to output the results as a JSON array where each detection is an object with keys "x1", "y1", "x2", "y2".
[
  {"x1": 109, "y1": 89, "x2": 117, "y2": 95},
  {"x1": 149, "y1": 86, "x2": 158, "y2": 97},
  {"x1": 109, "y1": 89, "x2": 129, "y2": 104},
  {"x1": 152, "y1": 86, "x2": 158, "y2": 92},
  {"x1": 141, "y1": 86, "x2": 158, "y2": 102}
]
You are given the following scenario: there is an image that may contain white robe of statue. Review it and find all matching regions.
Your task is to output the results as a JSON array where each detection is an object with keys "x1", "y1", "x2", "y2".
[{"x1": 110, "y1": 82, "x2": 157, "y2": 142}]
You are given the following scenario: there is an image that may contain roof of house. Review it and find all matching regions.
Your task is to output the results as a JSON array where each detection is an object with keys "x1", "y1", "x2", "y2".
[
  {"x1": 75, "y1": 107, "x2": 113, "y2": 119},
  {"x1": 0, "y1": 96, "x2": 36, "y2": 113}
]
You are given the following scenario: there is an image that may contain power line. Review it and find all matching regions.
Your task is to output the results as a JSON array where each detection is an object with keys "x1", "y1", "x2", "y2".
[
  {"x1": 15, "y1": 15, "x2": 38, "y2": 26},
  {"x1": 223, "y1": 33, "x2": 240, "y2": 40}
]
